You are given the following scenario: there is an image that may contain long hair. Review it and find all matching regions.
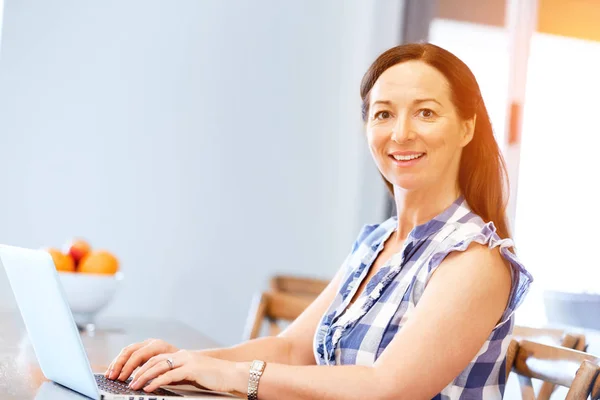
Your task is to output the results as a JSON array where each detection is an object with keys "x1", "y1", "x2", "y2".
[{"x1": 360, "y1": 43, "x2": 511, "y2": 240}]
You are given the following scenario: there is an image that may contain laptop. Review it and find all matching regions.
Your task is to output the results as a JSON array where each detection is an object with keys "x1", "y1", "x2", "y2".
[{"x1": 0, "y1": 244, "x2": 227, "y2": 400}]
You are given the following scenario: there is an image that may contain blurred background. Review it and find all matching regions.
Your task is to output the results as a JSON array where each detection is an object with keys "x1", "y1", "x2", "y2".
[{"x1": 0, "y1": 0, "x2": 599, "y2": 354}]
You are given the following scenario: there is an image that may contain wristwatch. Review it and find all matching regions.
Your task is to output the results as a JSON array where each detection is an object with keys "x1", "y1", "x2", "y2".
[{"x1": 247, "y1": 360, "x2": 266, "y2": 400}]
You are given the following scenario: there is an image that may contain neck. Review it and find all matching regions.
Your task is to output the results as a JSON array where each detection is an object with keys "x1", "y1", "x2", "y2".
[{"x1": 393, "y1": 180, "x2": 461, "y2": 241}]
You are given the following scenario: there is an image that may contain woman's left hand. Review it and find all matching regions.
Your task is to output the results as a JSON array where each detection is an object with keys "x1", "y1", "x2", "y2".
[{"x1": 128, "y1": 350, "x2": 239, "y2": 394}]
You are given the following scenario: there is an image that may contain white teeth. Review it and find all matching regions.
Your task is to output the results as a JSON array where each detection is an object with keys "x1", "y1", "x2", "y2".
[{"x1": 393, "y1": 153, "x2": 424, "y2": 161}]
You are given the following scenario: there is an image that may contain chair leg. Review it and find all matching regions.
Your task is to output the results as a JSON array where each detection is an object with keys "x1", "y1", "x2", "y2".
[
  {"x1": 518, "y1": 375, "x2": 536, "y2": 400},
  {"x1": 506, "y1": 340, "x2": 519, "y2": 382},
  {"x1": 537, "y1": 382, "x2": 555, "y2": 400}
]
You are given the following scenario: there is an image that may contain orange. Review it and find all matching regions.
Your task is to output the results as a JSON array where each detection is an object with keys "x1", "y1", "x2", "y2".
[
  {"x1": 78, "y1": 250, "x2": 119, "y2": 275},
  {"x1": 46, "y1": 248, "x2": 76, "y2": 272}
]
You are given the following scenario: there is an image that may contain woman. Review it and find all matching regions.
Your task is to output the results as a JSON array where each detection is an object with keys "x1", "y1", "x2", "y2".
[{"x1": 105, "y1": 43, "x2": 533, "y2": 399}]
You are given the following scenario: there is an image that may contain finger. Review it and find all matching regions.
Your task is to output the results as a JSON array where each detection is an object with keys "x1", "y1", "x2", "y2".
[
  {"x1": 130, "y1": 357, "x2": 175, "y2": 390},
  {"x1": 105, "y1": 354, "x2": 120, "y2": 377},
  {"x1": 106, "y1": 340, "x2": 151, "y2": 378},
  {"x1": 143, "y1": 368, "x2": 188, "y2": 393},
  {"x1": 118, "y1": 340, "x2": 162, "y2": 381},
  {"x1": 105, "y1": 354, "x2": 128, "y2": 378},
  {"x1": 104, "y1": 361, "x2": 113, "y2": 378},
  {"x1": 131, "y1": 353, "x2": 169, "y2": 383},
  {"x1": 106, "y1": 341, "x2": 149, "y2": 379}
]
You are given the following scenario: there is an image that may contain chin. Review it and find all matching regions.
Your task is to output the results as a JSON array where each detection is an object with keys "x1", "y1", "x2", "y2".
[
  {"x1": 389, "y1": 177, "x2": 423, "y2": 191},
  {"x1": 394, "y1": 181, "x2": 422, "y2": 191}
]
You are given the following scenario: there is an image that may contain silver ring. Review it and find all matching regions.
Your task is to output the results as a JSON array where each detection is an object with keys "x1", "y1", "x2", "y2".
[{"x1": 165, "y1": 358, "x2": 174, "y2": 370}]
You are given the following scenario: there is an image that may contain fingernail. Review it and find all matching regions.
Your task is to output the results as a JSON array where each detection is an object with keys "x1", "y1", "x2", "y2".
[
  {"x1": 108, "y1": 369, "x2": 114, "y2": 379},
  {"x1": 129, "y1": 379, "x2": 137, "y2": 389}
]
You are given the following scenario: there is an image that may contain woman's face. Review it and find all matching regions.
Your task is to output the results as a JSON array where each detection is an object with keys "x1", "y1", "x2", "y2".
[{"x1": 366, "y1": 60, "x2": 475, "y2": 193}]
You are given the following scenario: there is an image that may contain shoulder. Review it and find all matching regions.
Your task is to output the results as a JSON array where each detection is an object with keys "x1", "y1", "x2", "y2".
[
  {"x1": 441, "y1": 242, "x2": 511, "y2": 283},
  {"x1": 432, "y1": 209, "x2": 512, "y2": 290},
  {"x1": 424, "y1": 213, "x2": 532, "y2": 322},
  {"x1": 427, "y1": 243, "x2": 512, "y2": 317},
  {"x1": 447, "y1": 211, "x2": 491, "y2": 240}
]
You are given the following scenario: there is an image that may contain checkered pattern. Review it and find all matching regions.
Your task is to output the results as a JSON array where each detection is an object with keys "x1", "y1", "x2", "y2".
[{"x1": 313, "y1": 196, "x2": 533, "y2": 399}]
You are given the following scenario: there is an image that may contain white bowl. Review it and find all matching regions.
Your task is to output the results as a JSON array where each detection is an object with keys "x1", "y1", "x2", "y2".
[{"x1": 58, "y1": 271, "x2": 124, "y2": 327}]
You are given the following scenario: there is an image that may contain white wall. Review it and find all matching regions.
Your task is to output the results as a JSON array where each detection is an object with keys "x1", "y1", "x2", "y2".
[
  {"x1": 0, "y1": 0, "x2": 3, "y2": 52},
  {"x1": 0, "y1": 0, "x2": 402, "y2": 346}
]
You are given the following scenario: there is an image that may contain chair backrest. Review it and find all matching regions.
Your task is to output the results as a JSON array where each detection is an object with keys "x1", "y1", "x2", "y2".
[
  {"x1": 243, "y1": 290, "x2": 314, "y2": 340},
  {"x1": 243, "y1": 275, "x2": 329, "y2": 341},
  {"x1": 510, "y1": 339, "x2": 600, "y2": 400},
  {"x1": 513, "y1": 325, "x2": 587, "y2": 351},
  {"x1": 507, "y1": 326, "x2": 587, "y2": 399},
  {"x1": 269, "y1": 275, "x2": 328, "y2": 297}
]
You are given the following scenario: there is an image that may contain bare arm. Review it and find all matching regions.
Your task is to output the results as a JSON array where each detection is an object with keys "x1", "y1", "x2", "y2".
[
  {"x1": 222, "y1": 244, "x2": 512, "y2": 400},
  {"x1": 197, "y1": 337, "x2": 293, "y2": 364},
  {"x1": 107, "y1": 265, "x2": 344, "y2": 381}
]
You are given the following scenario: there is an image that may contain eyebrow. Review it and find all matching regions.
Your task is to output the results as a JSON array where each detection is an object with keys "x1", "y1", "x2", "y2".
[
  {"x1": 414, "y1": 98, "x2": 443, "y2": 107},
  {"x1": 371, "y1": 98, "x2": 443, "y2": 107},
  {"x1": 370, "y1": 100, "x2": 393, "y2": 109}
]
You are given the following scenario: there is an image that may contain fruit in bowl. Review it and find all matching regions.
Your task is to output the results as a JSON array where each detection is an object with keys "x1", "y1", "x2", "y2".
[
  {"x1": 43, "y1": 239, "x2": 123, "y2": 329},
  {"x1": 78, "y1": 250, "x2": 119, "y2": 275},
  {"x1": 64, "y1": 238, "x2": 92, "y2": 264},
  {"x1": 46, "y1": 248, "x2": 76, "y2": 272}
]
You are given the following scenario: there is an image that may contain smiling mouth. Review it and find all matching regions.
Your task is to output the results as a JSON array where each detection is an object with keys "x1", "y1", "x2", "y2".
[{"x1": 390, "y1": 153, "x2": 426, "y2": 161}]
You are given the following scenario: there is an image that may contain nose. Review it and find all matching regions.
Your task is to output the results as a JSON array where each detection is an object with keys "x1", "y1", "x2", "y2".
[{"x1": 391, "y1": 114, "x2": 413, "y2": 143}]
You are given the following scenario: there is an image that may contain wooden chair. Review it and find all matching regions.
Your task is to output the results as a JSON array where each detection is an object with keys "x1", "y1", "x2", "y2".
[
  {"x1": 243, "y1": 290, "x2": 314, "y2": 340},
  {"x1": 508, "y1": 339, "x2": 600, "y2": 400},
  {"x1": 243, "y1": 275, "x2": 329, "y2": 341},
  {"x1": 507, "y1": 326, "x2": 587, "y2": 399},
  {"x1": 592, "y1": 374, "x2": 600, "y2": 400},
  {"x1": 514, "y1": 325, "x2": 587, "y2": 351},
  {"x1": 269, "y1": 274, "x2": 328, "y2": 297}
]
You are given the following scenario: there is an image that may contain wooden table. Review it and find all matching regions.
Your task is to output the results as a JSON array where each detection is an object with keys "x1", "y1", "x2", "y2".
[{"x1": 0, "y1": 311, "x2": 230, "y2": 399}]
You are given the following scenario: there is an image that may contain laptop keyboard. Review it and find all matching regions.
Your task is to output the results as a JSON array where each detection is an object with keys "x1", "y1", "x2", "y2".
[{"x1": 95, "y1": 374, "x2": 182, "y2": 397}]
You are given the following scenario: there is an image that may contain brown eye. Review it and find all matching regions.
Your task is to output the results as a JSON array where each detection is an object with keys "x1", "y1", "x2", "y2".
[
  {"x1": 418, "y1": 109, "x2": 435, "y2": 119},
  {"x1": 374, "y1": 111, "x2": 391, "y2": 120}
]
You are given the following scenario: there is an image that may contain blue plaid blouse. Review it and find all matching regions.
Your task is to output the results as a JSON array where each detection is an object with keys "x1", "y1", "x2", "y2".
[{"x1": 313, "y1": 196, "x2": 533, "y2": 399}]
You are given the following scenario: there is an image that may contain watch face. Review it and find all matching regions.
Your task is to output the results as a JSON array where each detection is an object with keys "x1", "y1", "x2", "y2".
[{"x1": 252, "y1": 360, "x2": 265, "y2": 371}]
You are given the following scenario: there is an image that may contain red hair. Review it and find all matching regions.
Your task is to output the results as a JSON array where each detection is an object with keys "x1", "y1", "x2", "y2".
[{"x1": 360, "y1": 43, "x2": 511, "y2": 240}]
